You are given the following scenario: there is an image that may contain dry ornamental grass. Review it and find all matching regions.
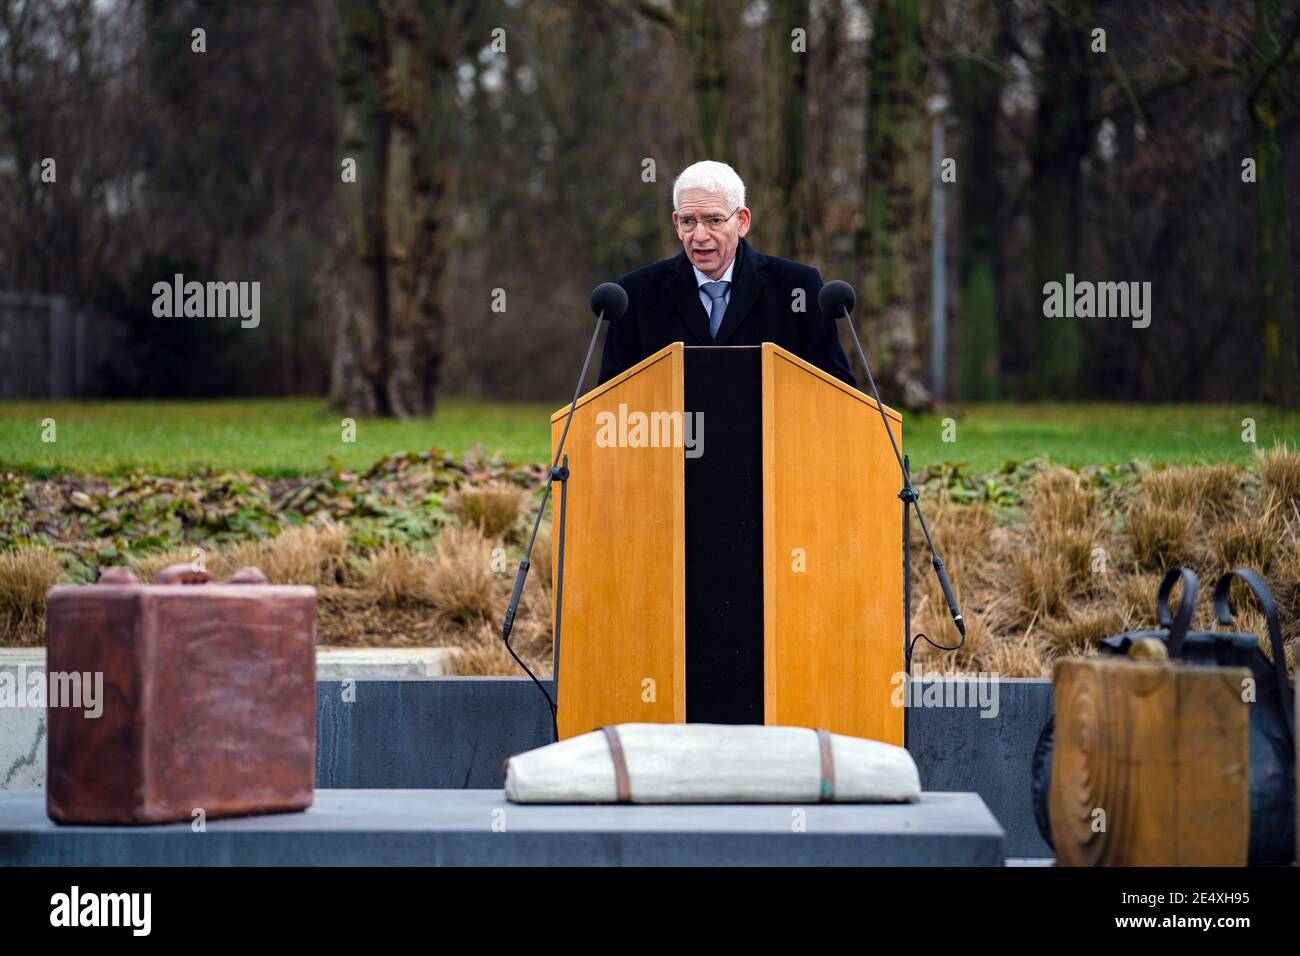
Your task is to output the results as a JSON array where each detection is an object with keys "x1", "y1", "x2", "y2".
[
  {"x1": 227, "y1": 523, "x2": 350, "y2": 586},
  {"x1": 0, "y1": 545, "x2": 62, "y2": 645},
  {"x1": 446, "y1": 482, "x2": 530, "y2": 539},
  {"x1": 4, "y1": 447, "x2": 1300, "y2": 681},
  {"x1": 910, "y1": 449, "x2": 1300, "y2": 677}
]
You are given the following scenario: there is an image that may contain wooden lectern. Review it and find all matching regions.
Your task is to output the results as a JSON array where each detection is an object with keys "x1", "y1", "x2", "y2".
[{"x1": 550, "y1": 341, "x2": 903, "y2": 744}]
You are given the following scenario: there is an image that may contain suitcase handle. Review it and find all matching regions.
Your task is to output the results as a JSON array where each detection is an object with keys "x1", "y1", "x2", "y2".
[
  {"x1": 97, "y1": 567, "x2": 141, "y2": 585},
  {"x1": 228, "y1": 566, "x2": 269, "y2": 584},
  {"x1": 1213, "y1": 568, "x2": 1295, "y2": 746},
  {"x1": 1155, "y1": 566, "x2": 1198, "y2": 657},
  {"x1": 149, "y1": 565, "x2": 269, "y2": 584},
  {"x1": 153, "y1": 563, "x2": 212, "y2": 584}
]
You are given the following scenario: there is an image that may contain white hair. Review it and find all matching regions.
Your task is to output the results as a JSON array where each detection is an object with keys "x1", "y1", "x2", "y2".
[{"x1": 672, "y1": 160, "x2": 746, "y2": 212}]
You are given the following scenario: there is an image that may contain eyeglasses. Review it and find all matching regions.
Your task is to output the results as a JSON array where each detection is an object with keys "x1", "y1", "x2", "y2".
[{"x1": 675, "y1": 208, "x2": 740, "y2": 233}]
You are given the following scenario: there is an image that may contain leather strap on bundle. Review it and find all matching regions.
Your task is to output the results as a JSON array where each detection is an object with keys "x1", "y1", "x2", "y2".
[
  {"x1": 600, "y1": 725, "x2": 632, "y2": 803},
  {"x1": 816, "y1": 728, "x2": 836, "y2": 802}
]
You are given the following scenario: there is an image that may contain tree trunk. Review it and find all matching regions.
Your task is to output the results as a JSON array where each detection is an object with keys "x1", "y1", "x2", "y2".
[
  {"x1": 323, "y1": 0, "x2": 466, "y2": 418},
  {"x1": 766, "y1": 0, "x2": 811, "y2": 260},
  {"x1": 1250, "y1": 0, "x2": 1299, "y2": 407},
  {"x1": 1028, "y1": 1, "x2": 1089, "y2": 398},
  {"x1": 381, "y1": 0, "x2": 458, "y2": 418},
  {"x1": 950, "y1": 0, "x2": 1004, "y2": 401},
  {"x1": 805, "y1": 0, "x2": 844, "y2": 265},
  {"x1": 682, "y1": 0, "x2": 736, "y2": 160},
  {"x1": 326, "y1": 0, "x2": 385, "y2": 414},
  {"x1": 860, "y1": 0, "x2": 930, "y2": 409}
]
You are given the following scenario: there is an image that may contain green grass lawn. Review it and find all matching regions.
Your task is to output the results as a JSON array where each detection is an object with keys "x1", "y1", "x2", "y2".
[
  {"x1": 0, "y1": 398, "x2": 1296, "y2": 477},
  {"x1": 908, "y1": 403, "x2": 1300, "y2": 472},
  {"x1": 0, "y1": 398, "x2": 554, "y2": 477}
]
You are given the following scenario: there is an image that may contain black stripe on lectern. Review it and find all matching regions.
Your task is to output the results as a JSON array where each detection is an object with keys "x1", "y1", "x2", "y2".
[{"x1": 684, "y1": 346, "x2": 764, "y2": 724}]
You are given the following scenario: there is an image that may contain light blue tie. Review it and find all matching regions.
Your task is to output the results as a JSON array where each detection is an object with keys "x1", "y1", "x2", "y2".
[{"x1": 701, "y1": 280, "x2": 730, "y2": 340}]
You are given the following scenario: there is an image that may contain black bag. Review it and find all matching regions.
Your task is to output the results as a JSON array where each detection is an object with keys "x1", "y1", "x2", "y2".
[{"x1": 1031, "y1": 566, "x2": 1296, "y2": 865}]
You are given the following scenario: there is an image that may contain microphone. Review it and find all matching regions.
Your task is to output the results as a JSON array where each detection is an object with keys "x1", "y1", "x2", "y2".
[
  {"x1": 502, "y1": 281, "x2": 626, "y2": 743},
  {"x1": 590, "y1": 282, "x2": 629, "y2": 322},
  {"x1": 820, "y1": 280, "x2": 966, "y2": 659},
  {"x1": 817, "y1": 280, "x2": 855, "y2": 324}
]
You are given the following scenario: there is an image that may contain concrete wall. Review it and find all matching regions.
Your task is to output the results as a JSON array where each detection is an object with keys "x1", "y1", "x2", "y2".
[
  {"x1": 0, "y1": 653, "x2": 46, "y2": 790},
  {"x1": 316, "y1": 677, "x2": 555, "y2": 789},
  {"x1": 908, "y1": 679, "x2": 1054, "y2": 858}
]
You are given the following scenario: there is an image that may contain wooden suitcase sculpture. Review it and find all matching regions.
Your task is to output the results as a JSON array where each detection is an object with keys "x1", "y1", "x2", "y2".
[
  {"x1": 1034, "y1": 567, "x2": 1295, "y2": 866},
  {"x1": 45, "y1": 563, "x2": 316, "y2": 825},
  {"x1": 1050, "y1": 637, "x2": 1251, "y2": 866}
]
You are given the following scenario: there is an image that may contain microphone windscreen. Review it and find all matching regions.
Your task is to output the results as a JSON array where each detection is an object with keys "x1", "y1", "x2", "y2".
[
  {"x1": 590, "y1": 282, "x2": 629, "y2": 321},
  {"x1": 818, "y1": 280, "x2": 856, "y2": 320}
]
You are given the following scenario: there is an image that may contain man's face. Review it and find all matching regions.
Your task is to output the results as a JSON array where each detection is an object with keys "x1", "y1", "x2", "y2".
[{"x1": 673, "y1": 188, "x2": 751, "y2": 280}]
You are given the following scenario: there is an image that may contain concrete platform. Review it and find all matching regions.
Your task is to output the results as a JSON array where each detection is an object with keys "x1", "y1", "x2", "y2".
[
  {"x1": 5, "y1": 668, "x2": 1053, "y2": 857},
  {"x1": 0, "y1": 789, "x2": 1004, "y2": 866}
]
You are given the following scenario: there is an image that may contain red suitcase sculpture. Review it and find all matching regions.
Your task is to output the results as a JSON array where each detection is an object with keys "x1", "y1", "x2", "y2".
[{"x1": 45, "y1": 563, "x2": 316, "y2": 825}]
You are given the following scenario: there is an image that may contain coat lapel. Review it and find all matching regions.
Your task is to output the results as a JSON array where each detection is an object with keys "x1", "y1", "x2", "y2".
[
  {"x1": 713, "y1": 239, "x2": 766, "y2": 346},
  {"x1": 665, "y1": 252, "x2": 711, "y2": 345}
]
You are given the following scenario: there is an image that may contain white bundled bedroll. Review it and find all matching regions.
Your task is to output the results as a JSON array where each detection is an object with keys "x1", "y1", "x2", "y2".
[{"x1": 504, "y1": 723, "x2": 921, "y2": 804}]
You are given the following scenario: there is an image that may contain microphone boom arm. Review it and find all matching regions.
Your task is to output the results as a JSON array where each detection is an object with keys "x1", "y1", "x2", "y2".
[
  {"x1": 502, "y1": 285, "x2": 624, "y2": 743},
  {"x1": 835, "y1": 299, "x2": 967, "y2": 668}
]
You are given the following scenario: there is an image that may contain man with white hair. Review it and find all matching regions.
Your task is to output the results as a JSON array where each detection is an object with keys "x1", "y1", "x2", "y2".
[{"x1": 597, "y1": 160, "x2": 856, "y2": 386}]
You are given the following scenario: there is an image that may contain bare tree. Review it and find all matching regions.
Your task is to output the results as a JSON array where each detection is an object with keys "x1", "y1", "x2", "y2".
[{"x1": 324, "y1": 0, "x2": 480, "y2": 418}]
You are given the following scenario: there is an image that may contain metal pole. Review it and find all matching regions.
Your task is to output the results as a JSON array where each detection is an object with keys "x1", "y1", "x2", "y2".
[{"x1": 928, "y1": 95, "x2": 948, "y2": 402}]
